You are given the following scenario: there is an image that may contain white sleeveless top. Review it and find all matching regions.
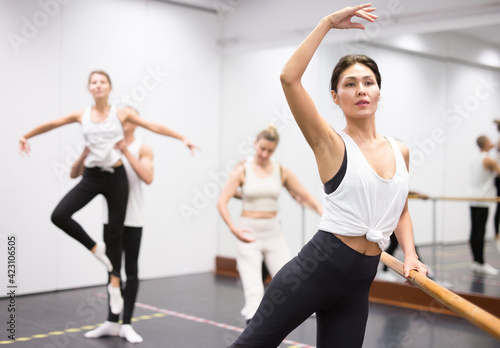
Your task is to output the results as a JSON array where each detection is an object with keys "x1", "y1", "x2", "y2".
[
  {"x1": 469, "y1": 151, "x2": 496, "y2": 208},
  {"x1": 81, "y1": 105, "x2": 124, "y2": 171},
  {"x1": 103, "y1": 139, "x2": 145, "y2": 227},
  {"x1": 318, "y1": 131, "x2": 409, "y2": 251},
  {"x1": 241, "y1": 160, "x2": 282, "y2": 212}
]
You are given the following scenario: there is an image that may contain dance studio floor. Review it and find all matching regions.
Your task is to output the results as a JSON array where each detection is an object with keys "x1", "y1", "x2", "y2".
[{"x1": 1, "y1": 273, "x2": 499, "y2": 346}]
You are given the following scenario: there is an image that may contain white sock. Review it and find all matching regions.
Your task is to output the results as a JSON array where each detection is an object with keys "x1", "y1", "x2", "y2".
[
  {"x1": 120, "y1": 324, "x2": 143, "y2": 343},
  {"x1": 108, "y1": 284, "x2": 124, "y2": 315},
  {"x1": 93, "y1": 243, "x2": 113, "y2": 272},
  {"x1": 84, "y1": 321, "x2": 120, "y2": 338}
]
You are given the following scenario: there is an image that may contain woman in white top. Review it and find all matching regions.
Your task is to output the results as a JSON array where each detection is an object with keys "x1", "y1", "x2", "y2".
[
  {"x1": 19, "y1": 71, "x2": 199, "y2": 315},
  {"x1": 217, "y1": 125, "x2": 323, "y2": 323},
  {"x1": 71, "y1": 114, "x2": 152, "y2": 343},
  {"x1": 228, "y1": 5, "x2": 427, "y2": 348}
]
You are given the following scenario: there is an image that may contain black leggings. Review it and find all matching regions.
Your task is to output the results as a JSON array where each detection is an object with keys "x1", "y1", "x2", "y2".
[
  {"x1": 470, "y1": 206, "x2": 488, "y2": 264},
  {"x1": 105, "y1": 225, "x2": 142, "y2": 325},
  {"x1": 51, "y1": 166, "x2": 128, "y2": 275},
  {"x1": 228, "y1": 230, "x2": 380, "y2": 348}
]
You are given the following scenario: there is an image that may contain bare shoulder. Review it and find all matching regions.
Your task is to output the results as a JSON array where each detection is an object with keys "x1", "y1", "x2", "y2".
[
  {"x1": 116, "y1": 106, "x2": 137, "y2": 120},
  {"x1": 395, "y1": 139, "x2": 409, "y2": 158},
  {"x1": 395, "y1": 139, "x2": 410, "y2": 167},
  {"x1": 65, "y1": 109, "x2": 85, "y2": 123},
  {"x1": 231, "y1": 161, "x2": 246, "y2": 183}
]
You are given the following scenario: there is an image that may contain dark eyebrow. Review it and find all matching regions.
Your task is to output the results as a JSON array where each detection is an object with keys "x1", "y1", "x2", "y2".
[{"x1": 344, "y1": 75, "x2": 375, "y2": 80}]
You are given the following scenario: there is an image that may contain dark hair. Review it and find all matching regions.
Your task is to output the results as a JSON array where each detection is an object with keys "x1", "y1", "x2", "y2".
[
  {"x1": 477, "y1": 135, "x2": 489, "y2": 150},
  {"x1": 330, "y1": 55, "x2": 381, "y2": 93},
  {"x1": 256, "y1": 125, "x2": 279, "y2": 144},
  {"x1": 88, "y1": 70, "x2": 112, "y2": 87}
]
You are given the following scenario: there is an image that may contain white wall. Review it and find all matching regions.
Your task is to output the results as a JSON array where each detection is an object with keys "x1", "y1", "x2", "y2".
[{"x1": 0, "y1": 0, "x2": 222, "y2": 295}]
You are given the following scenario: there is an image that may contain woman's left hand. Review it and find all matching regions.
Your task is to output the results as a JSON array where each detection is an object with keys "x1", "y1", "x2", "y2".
[
  {"x1": 183, "y1": 138, "x2": 201, "y2": 155},
  {"x1": 403, "y1": 254, "x2": 428, "y2": 280}
]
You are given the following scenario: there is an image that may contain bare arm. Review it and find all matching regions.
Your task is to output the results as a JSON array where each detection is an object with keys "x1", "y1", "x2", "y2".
[
  {"x1": 19, "y1": 111, "x2": 83, "y2": 156},
  {"x1": 118, "y1": 107, "x2": 201, "y2": 155},
  {"x1": 483, "y1": 157, "x2": 500, "y2": 176},
  {"x1": 394, "y1": 142, "x2": 428, "y2": 278},
  {"x1": 115, "y1": 141, "x2": 154, "y2": 185},
  {"x1": 280, "y1": 4, "x2": 376, "y2": 183},
  {"x1": 70, "y1": 147, "x2": 90, "y2": 179},
  {"x1": 216, "y1": 164, "x2": 255, "y2": 243},
  {"x1": 282, "y1": 167, "x2": 323, "y2": 215}
]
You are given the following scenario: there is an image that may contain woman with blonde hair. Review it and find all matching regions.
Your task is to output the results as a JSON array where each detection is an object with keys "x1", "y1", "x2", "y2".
[
  {"x1": 19, "y1": 70, "x2": 199, "y2": 315},
  {"x1": 218, "y1": 125, "x2": 323, "y2": 324}
]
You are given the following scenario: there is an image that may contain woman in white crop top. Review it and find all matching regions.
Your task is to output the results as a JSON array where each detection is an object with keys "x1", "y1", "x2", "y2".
[
  {"x1": 19, "y1": 71, "x2": 199, "y2": 316},
  {"x1": 228, "y1": 5, "x2": 427, "y2": 348},
  {"x1": 71, "y1": 114, "x2": 152, "y2": 343},
  {"x1": 217, "y1": 125, "x2": 323, "y2": 323}
]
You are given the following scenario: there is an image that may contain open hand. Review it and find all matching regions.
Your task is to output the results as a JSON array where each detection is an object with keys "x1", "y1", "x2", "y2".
[
  {"x1": 325, "y1": 3, "x2": 377, "y2": 30},
  {"x1": 183, "y1": 138, "x2": 202, "y2": 155},
  {"x1": 19, "y1": 136, "x2": 30, "y2": 156},
  {"x1": 232, "y1": 228, "x2": 256, "y2": 243}
]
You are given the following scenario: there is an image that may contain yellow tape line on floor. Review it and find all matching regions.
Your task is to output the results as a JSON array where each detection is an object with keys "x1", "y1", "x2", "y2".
[{"x1": 0, "y1": 313, "x2": 167, "y2": 345}]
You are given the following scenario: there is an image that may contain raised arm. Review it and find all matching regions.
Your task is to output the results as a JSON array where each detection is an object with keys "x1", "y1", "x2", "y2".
[
  {"x1": 394, "y1": 142, "x2": 428, "y2": 278},
  {"x1": 280, "y1": 4, "x2": 376, "y2": 182},
  {"x1": 70, "y1": 147, "x2": 90, "y2": 179},
  {"x1": 282, "y1": 167, "x2": 323, "y2": 215},
  {"x1": 19, "y1": 111, "x2": 83, "y2": 156},
  {"x1": 115, "y1": 141, "x2": 154, "y2": 185},
  {"x1": 217, "y1": 164, "x2": 255, "y2": 243},
  {"x1": 118, "y1": 107, "x2": 201, "y2": 155}
]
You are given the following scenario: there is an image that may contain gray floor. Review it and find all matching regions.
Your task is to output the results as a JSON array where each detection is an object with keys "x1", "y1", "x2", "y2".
[{"x1": 0, "y1": 270, "x2": 499, "y2": 347}]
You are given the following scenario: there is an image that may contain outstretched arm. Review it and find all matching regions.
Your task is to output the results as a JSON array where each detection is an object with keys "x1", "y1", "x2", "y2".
[
  {"x1": 217, "y1": 164, "x2": 255, "y2": 243},
  {"x1": 280, "y1": 4, "x2": 376, "y2": 183},
  {"x1": 115, "y1": 141, "x2": 154, "y2": 185},
  {"x1": 282, "y1": 167, "x2": 323, "y2": 215},
  {"x1": 118, "y1": 107, "x2": 201, "y2": 155},
  {"x1": 19, "y1": 111, "x2": 83, "y2": 156}
]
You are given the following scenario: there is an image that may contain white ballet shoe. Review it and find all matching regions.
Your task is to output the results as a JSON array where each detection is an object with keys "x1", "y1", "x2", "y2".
[
  {"x1": 84, "y1": 321, "x2": 120, "y2": 338},
  {"x1": 108, "y1": 284, "x2": 124, "y2": 315},
  {"x1": 471, "y1": 262, "x2": 499, "y2": 275},
  {"x1": 93, "y1": 243, "x2": 113, "y2": 272},
  {"x1": 120, "y1": 324, "x2": 143, "y2": 343}
]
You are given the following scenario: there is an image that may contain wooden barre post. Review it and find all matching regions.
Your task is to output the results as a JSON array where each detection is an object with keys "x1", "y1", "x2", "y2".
[{"x1": 380, "y1": 251, "x2": 500, "y2": 341}]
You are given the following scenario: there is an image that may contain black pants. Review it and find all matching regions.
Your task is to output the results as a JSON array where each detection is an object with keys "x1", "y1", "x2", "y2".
[
  {"x1": 51, "y1": 166, "x2": 128, "y2": 275},
  {"x1": 470, "y1": 206, "x2": 488, "y2": 264},
  {"x1": 495, "y1": 177, "x2": 500, "y2": 237},
  {"x1": 105, "y1": 225, "x2": 142, "y2": 325},
  {"x1": 228, "y1": 230, "x2": 380, "y2": 348}
]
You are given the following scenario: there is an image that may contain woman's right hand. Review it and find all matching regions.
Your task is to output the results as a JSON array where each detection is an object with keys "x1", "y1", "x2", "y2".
[
  {"x1": 232, "y1": 228, "x2": 256, "y2": 243},
  {"x1": 324, "y1": 3, "x2": 377, "y2": 30},
  {"x1": 19, "y1": 136, "x2": 30, "y2": 156}
]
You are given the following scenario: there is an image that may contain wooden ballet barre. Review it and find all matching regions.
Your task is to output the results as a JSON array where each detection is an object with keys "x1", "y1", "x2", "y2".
[
  {"x1": 408, "y1": 194, "x2": 500, "y2": 202},
  {"x1": 380, "y1": 251, "x2": 500, "y2": 341},
  {"x1": 434, "y1": 196, "x2": 500, "y2": 202}
]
